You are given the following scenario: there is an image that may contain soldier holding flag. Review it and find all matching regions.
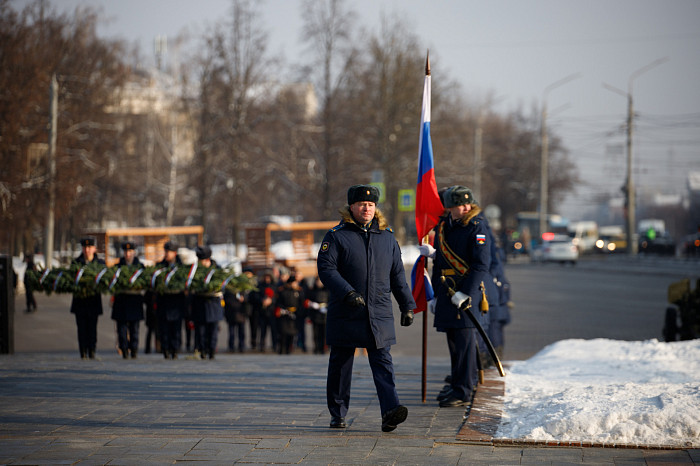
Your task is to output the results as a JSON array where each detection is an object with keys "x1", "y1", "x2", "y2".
[{"x1": 418, "y1": 186, "x2": 492, "y2": 407}]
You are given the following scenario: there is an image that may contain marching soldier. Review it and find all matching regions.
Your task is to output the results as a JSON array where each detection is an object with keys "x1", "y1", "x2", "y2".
[
  {"x1": 70, "y1": 237, "x2": 105, "y2": 359},
  {"x1": 419, "y1": 185, "x2": 492, "y2": 407},
  {"x1": 156, "y1": 241, "x2": 186, "y2": 359},
  {"x1": 111, "y1": 241, "x2": 145, "y2": 359},
  {"x1": 190, "y1": 246, "x2": 224, "y2": 359}
]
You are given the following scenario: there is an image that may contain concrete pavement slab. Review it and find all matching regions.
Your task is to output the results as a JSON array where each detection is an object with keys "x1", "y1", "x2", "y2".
[{"x1": 2, "y1": 291, "x2": 699, "y2": 464}]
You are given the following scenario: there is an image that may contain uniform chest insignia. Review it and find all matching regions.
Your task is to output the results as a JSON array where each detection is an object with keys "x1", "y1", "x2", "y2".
[{"x1": 476, "y1": 234, "x2": 486, "y2": 245}]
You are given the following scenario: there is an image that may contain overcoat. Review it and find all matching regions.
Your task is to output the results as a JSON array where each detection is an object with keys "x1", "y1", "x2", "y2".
[
  {"x1": 155, "y1": 257, "x2": 187, "y2": 322},
  {"x1": 317, "y1": 208, "x2": 416, "y2": 349},
  {"x1": 111, "y1": 256, "x2": 145, "y2": 322},
  {"x1": 191, "y1": 264, "x2": 225, "y2": 324},
  {"x1": 431, "y1": 208, "x2": 492, "y2": 330},
  {"x1": 70, "y1": 253, "x2": 105, "y2": 317}
]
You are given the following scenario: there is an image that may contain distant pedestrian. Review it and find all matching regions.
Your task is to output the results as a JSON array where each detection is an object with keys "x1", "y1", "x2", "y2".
[
  {"x1": 275, "y1": 275, "x2": 302, "y2": 354},
  {"x1": 292, "y1": 270, "x2": 309, "y2": 353},
  {"x1": 70, "y1": 237, "x2": 105, "y2": 359},
  {"x1": 251, "y1": 272, "x2": 277, "y2": 352},
  {"x1": 317, "y1": 184, "x2": 416, "y2": 432},
  {"x1": 224, "y1": 267, "x2": 254, "y2": 353},
  {"x1": 23, "y1": 254, "x2": 38, "y2": 313},
  {"x1": 111, "y1": 241, "x2": 145, "y2": 359},
  {"x1": 306, "y1": 276, "x2": 329, "y2": 354}
]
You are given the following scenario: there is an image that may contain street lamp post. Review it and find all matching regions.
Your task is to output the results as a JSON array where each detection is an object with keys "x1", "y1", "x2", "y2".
[
  {"x1": 602, "y1": 57, "x2": 668, "y2": 256},
  {"x1": 539, "y1": 73, "x2": 580, "y2": 242}
]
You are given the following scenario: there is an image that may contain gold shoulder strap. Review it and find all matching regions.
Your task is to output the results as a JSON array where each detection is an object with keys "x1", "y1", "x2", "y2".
[{"x1": 437, "y1": 221, "x2": 470, "y2": 276}]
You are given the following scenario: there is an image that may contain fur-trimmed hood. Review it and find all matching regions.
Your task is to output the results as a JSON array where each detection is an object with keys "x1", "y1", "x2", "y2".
[
  {"x1": 447, "y1": 204, "x2": 481, "y2": 226},
  {"x1": 339, "y1": 205, "x2": 389, "y2": 230}
]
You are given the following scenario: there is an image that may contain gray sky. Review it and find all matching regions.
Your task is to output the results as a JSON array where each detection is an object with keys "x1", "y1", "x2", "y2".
[{"x1": 17, "y1": 0, "x2": 700, "y2": 223}]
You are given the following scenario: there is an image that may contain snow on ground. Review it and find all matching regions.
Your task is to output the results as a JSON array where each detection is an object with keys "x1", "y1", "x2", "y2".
[{"x1": 496, "y1": 338, "x2": 700, "y2": 447}]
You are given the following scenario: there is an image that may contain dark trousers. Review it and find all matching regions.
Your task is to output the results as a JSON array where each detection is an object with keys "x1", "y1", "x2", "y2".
[
  {"x1": 249, "y1": 312, "x2": 259, "y2": 348},
  {"x1": 446, "y1": 327, "x2": 478, "y2": 400},
  {"x1": 116, "y1": 320, "x2": 140, "y2": 354},
  {"x1": 327, "y1": 346, "x2": 400, "y2": 418},
  {"x1": 25, "y1": 289, "x2": 37, "y2": 312},
  {"x1": 160, "y1": 319, "x2": 182, "y2": 355},
  {"x1": 75, "y1": 313, "x2": 98, "y2": 357},
  {"x1": 258, "y1": 312, "x2": 275, "y2": 351},
  {"x1": 228, "y1": 321, "x2": 245, "y2": 351},
  {"x1": 312, "y1": 322, "x2": 326, "y2": 354},
  {"x1": 196, "y1": 322, "x2": 219, "y2": 356},
  {"x1": 144, "y1": 324, "x2": 158, "y2": 353}
]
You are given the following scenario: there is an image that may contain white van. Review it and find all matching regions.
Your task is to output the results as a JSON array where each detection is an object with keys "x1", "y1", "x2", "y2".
[{"x1": 567, "y1": 221, "x2": 599, "y2": 254}]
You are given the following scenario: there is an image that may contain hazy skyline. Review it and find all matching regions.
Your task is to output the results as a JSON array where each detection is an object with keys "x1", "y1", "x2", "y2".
[{"x1": 16, "y1": 0, "x2": 700, "y2": 223}]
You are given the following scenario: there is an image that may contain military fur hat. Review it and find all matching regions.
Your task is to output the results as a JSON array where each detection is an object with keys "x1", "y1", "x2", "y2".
[
  {"x1": 79, "y1": 237, "x2": 96, "y2": 247},
  {"x1": 195, "y1": 245, "x2": 212, "y2": 260},
  {"x1": 443, "y1": 185, "x2": 476, "y2": 208},
  {"x1": 347, "y1": 184, "x2": 379, "y2": 205},
  {"x1": 121, "y1": 241, "x2": 136, "y2": 251},
  {"x1": 163, "y1": 241, "x2": 178, "y2": 252}
]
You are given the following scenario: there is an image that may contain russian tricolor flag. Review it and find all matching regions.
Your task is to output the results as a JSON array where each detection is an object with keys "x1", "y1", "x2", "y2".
[{"x1": 411, "y1": 54, "x2": 444, "y2": 313}]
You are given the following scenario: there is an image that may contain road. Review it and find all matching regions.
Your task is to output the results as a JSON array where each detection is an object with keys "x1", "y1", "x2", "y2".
[
  {"x1": 10, "y1": 255, "x2": 699, "y2": 361},
  {"x1": 393, "y1": 254, "x2": 699, "y2": 361}
]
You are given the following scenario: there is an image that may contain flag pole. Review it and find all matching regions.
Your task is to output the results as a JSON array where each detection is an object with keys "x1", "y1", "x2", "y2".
[{"x1": 421, "y1": 51, "x2": 430, "y2": 404}]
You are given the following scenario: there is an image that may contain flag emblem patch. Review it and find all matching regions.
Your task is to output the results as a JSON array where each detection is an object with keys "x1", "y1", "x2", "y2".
[{"x1": 476, "y1": 234, "x2": 486, "y2": 245}]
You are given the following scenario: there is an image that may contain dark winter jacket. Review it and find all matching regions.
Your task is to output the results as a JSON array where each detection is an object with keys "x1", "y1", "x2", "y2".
[
  {"x1": 317, "y1": 207, "x2": 416, "y2": 349},
  {"x1": 70, "y1": 253, "x2": 105, "y2": 317},
  {"x1": 431, "y1": 207, "x2": 492, "y2": 330},
  {"x1": 155, "y1": 257, "x2": 187, "y2": 322},
  {"x1": 111, "y1": 256, "x2": 145, "y2": 322},
  {"x1": 191, "y1": 263, "x2": 225, "y2": 324}
]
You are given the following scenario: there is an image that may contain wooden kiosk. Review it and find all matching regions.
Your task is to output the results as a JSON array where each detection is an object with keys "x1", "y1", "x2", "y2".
[
  {"x1": 84, "y1": 226, "x2": 204, "y2": 266},
  {"x1": 244, "y1": 221, "x2": 336, "y2": 276}
]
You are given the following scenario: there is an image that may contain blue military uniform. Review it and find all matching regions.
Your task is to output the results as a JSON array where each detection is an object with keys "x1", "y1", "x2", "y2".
[
  {"x1": 317, "y1": 186, "x2": 415, "y2": 431},
  {"x1": 431, "y1": 189, "x2": 492, "y2": 405},
  {"x1": 483, "y1": 227, "x2": 511, "y2": 360}
]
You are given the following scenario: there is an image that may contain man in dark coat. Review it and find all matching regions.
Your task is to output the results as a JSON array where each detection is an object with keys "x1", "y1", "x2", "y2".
[
  {"x1": 420, "y1": 185, "x2": 492, "y2": 407},
  {"x1": 156, "y1": 241, "x2": 186, "y2": 359},
  {"x1": 70, "y1": 237, "x2": 105, "y2": 359},
  {"x1": 111, "y1": 241, "x2": 145, "y2": 359},
  {"x1": 317, "y1": 184, "x2": 416, "y2": 432},
  {"x1": 190, "y1": 246, "x2": 224, "y2": 359}
]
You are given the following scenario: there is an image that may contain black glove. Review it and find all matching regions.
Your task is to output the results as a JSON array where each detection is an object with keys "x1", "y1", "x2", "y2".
[
  {"x1": 400, "y1": 310, "x2": 414, "y2": 327},
  {"x1": 344, "y1": 290, "x2": 366, "y2": 308}
]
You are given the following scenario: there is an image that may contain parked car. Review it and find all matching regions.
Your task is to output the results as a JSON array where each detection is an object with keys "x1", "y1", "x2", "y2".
[{"x1": 540, "y1": 234, "x2": 579, "y2": 264}]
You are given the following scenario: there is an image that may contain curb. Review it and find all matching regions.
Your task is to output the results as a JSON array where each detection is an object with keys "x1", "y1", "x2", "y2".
[{"x1": 457, "y1": 369, "x2": 695, "y2": 450}]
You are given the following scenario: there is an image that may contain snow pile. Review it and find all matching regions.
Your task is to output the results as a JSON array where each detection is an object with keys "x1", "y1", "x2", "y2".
[{"x1": 496, "y1": 338, "x2": 700, "y2": 447}]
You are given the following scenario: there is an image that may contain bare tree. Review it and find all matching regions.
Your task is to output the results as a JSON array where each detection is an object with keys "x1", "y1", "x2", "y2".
[
  {"x1": 190, "y1": 0, "x2": 278, "y2": 242},
  {"x1": 300, "y1": 0, "x2": 359, "y2": 218},
  {"x1": 0, "y1": 0, "x2": 130, "y2": 255}
]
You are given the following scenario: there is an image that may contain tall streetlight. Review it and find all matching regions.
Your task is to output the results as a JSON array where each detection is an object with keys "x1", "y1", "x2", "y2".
[
  {"x1": 603, "y1": 57, "x2": 668, "y2": 255},
  {"x1": 540, "y1": 73, "x2": 581, "y2": 242}
]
